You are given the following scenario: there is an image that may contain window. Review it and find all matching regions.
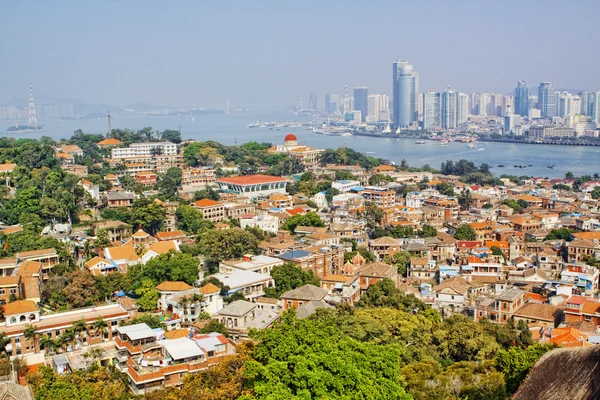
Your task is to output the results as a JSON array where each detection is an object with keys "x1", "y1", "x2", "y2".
[
  {"x1": 9, "y1": 288, "x2": 16, "y2": 295},
  {"x1": 451, "y1": 296, "x2": 455, "y2": 300},
  {"x1": 0, "y1": 289, "x2": 5, "y2": 295}
]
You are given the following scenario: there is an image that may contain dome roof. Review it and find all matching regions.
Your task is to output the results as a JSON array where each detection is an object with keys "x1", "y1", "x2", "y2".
[{"x1": 284, "y1": 133, "x2": 297, "y2": 141}]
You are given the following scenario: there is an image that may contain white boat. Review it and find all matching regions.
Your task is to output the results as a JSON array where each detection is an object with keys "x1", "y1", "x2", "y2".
[
  {"x1": 382, "y1": 124, "x2": 392, "y2": 134},
  {"x1": 439, "y1": 140, "x2": 449, "y2": 146},
  {"x1": 340, "y1": 132, "x2": 353, "y2": 137},
  {"x1": 468, "y1": 143, "x2": 476, "y2": 149}
]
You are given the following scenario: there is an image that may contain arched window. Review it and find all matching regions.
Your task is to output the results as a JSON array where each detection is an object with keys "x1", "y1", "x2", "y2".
[
  {"x1": 10, "y1": 317, "x2": 16, "y2": 324},
  {"x1": 28, "y1": 314, "x2": 36, "y2": 321},
  {"x1": 19, "y1": 315, "x2": 26, "y2": 323}
]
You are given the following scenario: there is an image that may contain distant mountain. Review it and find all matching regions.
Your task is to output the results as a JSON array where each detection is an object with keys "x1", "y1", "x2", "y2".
[
  {"x1": 0, "y1": 95, "x2": 124, "y2": 117},
  {"x1": 125, "y1": 102, "x2": 173, "y2": 112}
]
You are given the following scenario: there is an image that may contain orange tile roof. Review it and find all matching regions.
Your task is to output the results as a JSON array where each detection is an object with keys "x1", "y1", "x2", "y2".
[
  {"x1": 581, "y1": 300, "x2": 600, "y2": 314},
  {"x1": 148, "y1": 241, "x2": 178, "y2": 255},
  {"x1": 572, "y1": 232, "x2": 600, "y2": 241},
  {"x1": 192, "y1": 199, "x2": 223, "y2": 207},
  {"x1": 485, "y1": 241, "x2": 509, "y2": 249},
  {"x1": 156, "y1": 230, "x2": 186, "y2": 240},
  {"x1": 517, "y1": 194, "x2": 542, "y2": 202},
  {"x1": 155, "y1": 281, "x2": 193, "y2": 292},
  {"x1": 199, "y1": 283, "x2": 220, "y2": 294},
  {"x1": 18, "y1": 260, "x2": 42, "y2": 275},
  {"x1": 525, "y1": 293, "x2": 546, "y2": 302},
  {"x1": 321, "y1": 274, "x2": 349, "y2": 283},
  {"x1": 17, "y1": 248, "x2": 57, "y2": 259},
  {"x1": 163, "y1": 329, "x2": 191, "y2": 340},
  {"x1": 217, "y1": 174, "x2": 286, "y2": 185},
  {"x1": 132, "y1": 229, "x2": 150, "y2": 238},
  {"x1": 0, "y1": 226, "x2": 23, "y2": 235},
  {"x1": 105, "y1": 245, "x2": 139, "y2": 261},
  {"x1": 0, "y1": 276, "x2": 19, "y2": 286},
  {"x1": 3, "y1": 300, "x2": 38, "y2": 315},
  {"x1": 85, "y1": 256, "x2": 112, "y2": 269},
  {"x1": 97, "y1": 138, "x2": 122, "y2": 146},
  {"x1": 0, "y1": 163, "x2": 16, "y2": 173}
]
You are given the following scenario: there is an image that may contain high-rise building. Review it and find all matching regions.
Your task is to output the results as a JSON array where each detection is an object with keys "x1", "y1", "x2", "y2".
[
  {"x1": 515, "y1": 81, "x2": 529, "y2": 116},
  {"x1": 503, "y1": 95, "x2": 514, "y2": 117},
  {"x1": 457, "y1": 93, "x2": 470, "y2": 124},
  {"x1": 441, "y1": 89, "x2": 458, "y2": 129},
  {"x1": 422, "y1": 91, "x2": 441, "y2": 130},
  {"x1": 325, "y1": 94, "x2": 340, "y2": 115},
  {"x1": 590, "y1": 92, "x2": 600, "y2": 123},
  {"x1": 367, "y1": 94, "x2": 390, "y2": 122},
  {"x1": 491, "y1": 93, "x2": 504, "y2": 116},
  {"x1": 579, "y1": 91, "x2": 589, "y2": 116},
  {"x1": 308, "y1": 93, "x2": 318, "y2": 110},
  {"x1": 538, "y1": 82, "x2": 556, "y2": 118},
  {"x1": 353, "y1": 87, "x2": 368, "y2": 122},
  {"x1": 392, "y1": 61, "x2": 418, "y2": 128},
  {"x1": 475, "y1": 93, "x2": 491, "y2": 116}
]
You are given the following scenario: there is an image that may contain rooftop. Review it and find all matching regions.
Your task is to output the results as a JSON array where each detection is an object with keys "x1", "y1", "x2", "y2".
[{"x1": 217, "y1": 174, "x2": 287, "y2": 185}]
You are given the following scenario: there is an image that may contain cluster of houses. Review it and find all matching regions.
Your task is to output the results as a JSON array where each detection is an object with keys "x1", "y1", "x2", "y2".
[{"x1": 1, "y1": 134, "x2": 600, "y2": 394}]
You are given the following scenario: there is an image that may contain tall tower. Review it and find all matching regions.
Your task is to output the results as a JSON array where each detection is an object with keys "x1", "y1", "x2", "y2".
[
  {"x1": 538, "y1": 82, "x2": 556, "y2": 118},
  {"x1": 107, "y1": 110, "x2": 112, "y2": 137},
  {"x1": 441, "y1": 89, "x2": 457, "y2": 129},
  {"x1": 514, "y1": 81, "x2": 529, "y2": 116},
  {"x1": 392, "y1": 61, "x2": 418, "y2": 129},
  {"x1": 353, "y1": 87, "x2": 368, "y2": 122},
  {"x1": 28, "y1": 83, "x2": 38, "y2": 129}
]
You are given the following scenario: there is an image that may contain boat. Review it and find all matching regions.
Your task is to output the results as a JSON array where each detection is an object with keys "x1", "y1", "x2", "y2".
[
  {"x1": 415, "y1": 140, "x2": 426, "y2": 144},
  {"x1": 340, "y1": 132, "x2": 353, "y2": 137},
  {"x1": 497, "y1": 164, "x2": 505, "y2": 168},
  {"x1": 247, "y1": 122, "x2": 259, "y2": 128},
  {"x1": 6, "y1": 124, "x2": 43, "y2": 133},
  {"x1": 477, "y1": 148, "x2": 485, "y2": 151},
  {"x1": 439, "y1": 140, "x2": 449, "y2": 146},
  {"x1": 366, "y1": 151, "x2": 376, "y2": 155},
  {"x1": 468, "y1": 143, "x2": 477, "y2": 149},
  {"x1": 547, "y1": 165, "x2": 555, "y2": 169}
]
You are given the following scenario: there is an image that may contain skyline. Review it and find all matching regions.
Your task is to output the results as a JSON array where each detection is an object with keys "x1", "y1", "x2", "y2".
[{"x1": 2, "y1": 1, "x2": 600, "y2": 107}]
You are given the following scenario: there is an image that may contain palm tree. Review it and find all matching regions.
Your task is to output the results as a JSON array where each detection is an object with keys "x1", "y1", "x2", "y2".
[
  {"x1": 0, "y1": 333, "x2": 10, "y2": 355},
  {"x1": 38, "y1": 334, "x2": 53, "y2": 354},
  {"x1": 73, "y1": 318, "x2": 88, "y2": 347},
  {"x1": 23, "y1": 325, "x2": 38, "y2": 353},
  {"x1": 61, "y1": 329, "x2": 75, "y2": 352},
  {"x1": 93, "y1": 317, "x2": 107, "y2": 339}
]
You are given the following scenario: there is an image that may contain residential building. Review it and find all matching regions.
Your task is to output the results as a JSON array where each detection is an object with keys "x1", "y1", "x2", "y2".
[
  {"x1": 280, "y1": 284, "x2": 328, "y2": 310},
  {"x1": 211, "y1": 270, "x2": 273, "y2": 300},
  {"x1": 216, "y1": 174, "x2": 287, "y2": 199},
  {"x1": 515, "y1": 81, "x2": 529, "y2": 116},
  {"x1": 191, "y1": 199, "x2": 226, "y2": 222},
  {"x1": 219, "y1": 254, "x2": 283, "y2": 275},
  {"x1": 217, "y1": 300, "x2": 279, "y2": 340},
  {"x1": 538, "y1": 82, "x2": 557, "y2": 118},
  {"x1": 111, "y1": 142, "x2": 178, "y2": 159}
]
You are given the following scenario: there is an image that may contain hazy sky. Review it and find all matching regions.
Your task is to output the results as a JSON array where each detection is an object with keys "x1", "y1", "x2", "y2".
[{"x1": 2, "y1": 0, "x2": 599, "y2": 108}]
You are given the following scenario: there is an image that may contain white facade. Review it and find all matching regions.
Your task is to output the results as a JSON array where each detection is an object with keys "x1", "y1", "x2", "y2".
[
  {"x1": 423, "y1": 91, "x2": 441, "y2": 130},
  {"x1": 240, "y1": 214, "x2": 279, "y2": 234},
  {"x1": 312, "y1": 192, "x2": 328, "y2": 210},
  {"x1": 332, "y1": 180, "x2": 361, "y2": 193},
  {"x1": 111, "y1": 142, "x2": 178, "y2": 159}
]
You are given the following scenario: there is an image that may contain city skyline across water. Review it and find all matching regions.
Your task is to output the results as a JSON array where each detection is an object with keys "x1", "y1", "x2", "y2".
[{"x1": 1, "y1": 110, "x2": 598, "y2": 179}]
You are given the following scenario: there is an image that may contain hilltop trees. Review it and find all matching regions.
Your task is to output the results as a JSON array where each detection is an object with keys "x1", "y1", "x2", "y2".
[{"x1": 455, "y1": 224, "x2": 477, "y2": 241}]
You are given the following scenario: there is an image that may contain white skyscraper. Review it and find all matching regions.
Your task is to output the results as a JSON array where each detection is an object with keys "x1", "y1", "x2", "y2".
[
  {"x1": 367, "y1": 94, "x2": 389, "y2": 121},
  {"x1": 478, "y1": 93, "x2": 492, "y2": 116},
  {"x1": 441, "y1": 89, "x2": 458, "y2": 129},
  {"x1": 457, "y1": 93, "x2": 470, "y2": 123},
  {"x1": 422, "y1": 91, "x2": 441, "y2": 130}
]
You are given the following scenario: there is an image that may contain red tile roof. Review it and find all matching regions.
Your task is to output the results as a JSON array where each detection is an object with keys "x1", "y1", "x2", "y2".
[{"x1": 217, "y1": 174, "x2": 286, "y2": 185}]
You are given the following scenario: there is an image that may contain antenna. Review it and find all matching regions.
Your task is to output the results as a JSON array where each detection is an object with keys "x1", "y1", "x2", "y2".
[
  {"x1": 226, "y1": 98, "x2": 230, "y2": 114},
  {"x1": 300, "y1": 97, "x2": 303, "y2": 109},
  {"x1": 28, "y1": 83, "x2": 38, "y2": 129},
  {"x1": 107, "y1": 110, "x2": 112, "y2": 137},
  {"x1": 345, "y1": 83, "x2": 348, "y2": 98}
]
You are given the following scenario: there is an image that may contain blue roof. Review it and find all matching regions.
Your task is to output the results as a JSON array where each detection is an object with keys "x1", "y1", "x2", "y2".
[
  {"x1": 278, "y1": 250, "x2": 311, "y2": 260},
  {"x1": 351, "y1": 186, "x2": 365, "y2": 192}
]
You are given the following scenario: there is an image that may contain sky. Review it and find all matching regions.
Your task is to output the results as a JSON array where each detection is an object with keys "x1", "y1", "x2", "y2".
[{"x1": 1, "y1": 0, "x2": 599, "y2": 108}]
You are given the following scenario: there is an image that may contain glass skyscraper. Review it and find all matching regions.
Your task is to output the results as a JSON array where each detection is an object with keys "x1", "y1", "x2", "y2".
[
  {"x1": 538, "y1": 82, "x2": 556, "y2": 118},
  {"x1": 392, "y1": 61, "x2": 418, "y2": 129},
  {"x1": 514, "y1": 81, "x2": 529, "y2": 116},
  {"x1": 353, "y1": 87, "x2": 368, "y2": 122}
]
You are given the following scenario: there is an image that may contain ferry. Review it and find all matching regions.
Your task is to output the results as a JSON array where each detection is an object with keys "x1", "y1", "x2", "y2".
[
  {"x1": 6, "y1": 124, "x2": 43, "y2": 133},
  {"x1": 415, "y1": 140, "x2": 426, "y2": 144}
]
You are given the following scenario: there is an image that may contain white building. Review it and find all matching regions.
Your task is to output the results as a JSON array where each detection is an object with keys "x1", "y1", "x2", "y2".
[
  {"x1": 111, "y1": 142, "x2": 178, "y2": 159},
  {"x1": 240, "y1": 214, "x2": 279, "y2": 234},
  {"x1": 332, "y1": 180, "x2": 361, "y2": 193},
  {"x1": 211, "y1": 270, "x2": 274, "y2": 299},
  {"x1": 312, "y1": 192, "x2": 328, "y2": 210},
  {"x1": 216, "y1": 174, "x2": 287, "y2": 199},
  {"x1": 219, "y1": 254, "x2": 283, "y2": 275}
]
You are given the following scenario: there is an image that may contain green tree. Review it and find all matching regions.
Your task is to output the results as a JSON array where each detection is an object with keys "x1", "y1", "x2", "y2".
[
  {"x1": 494, "y1": 344, "x2": 554, "y2": 393},
  {"x1": 264, "y1": 263, "x2": 320, "y2": 298},
  {"x1": 135, "y1": 278, "x2": 159, "y2": 311},
  {"x1": 23, "y1": 324, "x2": 39, "y2": 352},
  {"x1": 157, "y1": 167, "x2": 182, "y2": 199},
  {"x1": 176, "y1": 204, "x2": 213, "y2": 234},
  {"x1": 384, "y1": 251, "x2": 412, "y2": 275},
  {"x1": 131, "y1": 198, "x2": 166, "y2": 234},
  {"x1": 357, "y1": 279, "x2": 428, "y2": 312},
  {"x1": 244, "y1": 311, "x2": 412, "y2": 400},
  {"x1": 197, "y1": 228, "x2": 258, "y2": 271},
  {"x1": 458, "y1": 189, "x2": 473, "y2": 210},
  {"x1": 122, "y1": 314, "x2": 164, "y2": 329},
  {"x1": 455, "y1": 224, "x2": 477, "y2": 241},
  {"x1": 94, "y1": 228, "x2": 111, "y2": 249},
  {"x1": 420, "y1": 223, "x2": 437, "y2": 238},
  {"x1": 160, "y1": 129, "x2": 182, "y2": 144},
  {"x1": 544, "y1": 228, "x2": 572, "y2": 241},
  {"x1": 129, "y1": 252, "x2": 199, "y2": 286},
  {"x1": 281, "y1": 211, "x2": 325, "y2": 232}
]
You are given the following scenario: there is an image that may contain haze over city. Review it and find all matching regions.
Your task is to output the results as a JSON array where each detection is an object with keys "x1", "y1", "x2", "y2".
[{"x1": 2, "y1": 0, "x2": 600, "y2": 107}]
